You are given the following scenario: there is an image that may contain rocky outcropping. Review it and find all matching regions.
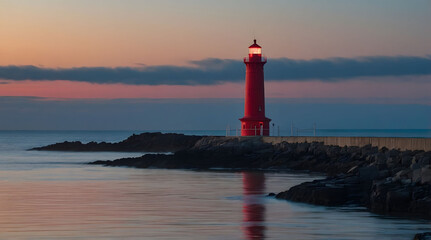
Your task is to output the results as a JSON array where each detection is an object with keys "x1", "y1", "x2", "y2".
[
  {"x1": 91, "y1": 137, "x2": 275, "y2": 169},
  {"x1": 275, "y1": 147, "x2": 431, "y2": 218},
  {"x1": 30, "y1": 132, "x2": 203, "y2": 152},
  {"x1": 34, "y1": 132, "x2": 431, "y2": 219},
  {"x1": 90, "y1": 137, "x2": 362, "y2": 171},
  {"x1": 90, "y1": 137, "x2": 431, "y2": 219}
]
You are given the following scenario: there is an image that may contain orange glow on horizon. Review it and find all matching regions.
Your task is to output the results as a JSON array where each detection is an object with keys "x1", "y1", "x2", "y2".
[
  {"x1": 0, "y1": 80, "x2": 244, "y2": 99},
  {"x1": 0, "y1": 78, "x2": 430, "y2": 104}
]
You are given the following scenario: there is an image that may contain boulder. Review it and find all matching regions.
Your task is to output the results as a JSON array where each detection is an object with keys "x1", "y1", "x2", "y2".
[
  {"x1": 296, "y1": 142, "x2": 310, "y2": 155},
  {"x1": 413, "y1": 232, "x2": 431, "y2": 240},
  {"x1": 402, "y1": 155, "x2": 413, "y2": 167},
  {"x1": 420, "y1": 156, "x2": 431, "y2": 167},
  {"x1": 394, "y1": 169, "x2": 411, "y2": 180},
  {"x1": 386, "y1": 189, "x2": 411, "y2": 212},
  {"x1": 387, "y1": 157, "x2": 400, "y2": 169},
  {"x1": 276, "y1": 178, "x2": 355, "y2": 206},
  {"x1": 411, "y1": 162, "x2": 421, "y2": 170},
  {"x1": 347, "y1": 165, "x2": 359, "y2": 174},
  {"x1": 374, "y1": 153, "x2": 387, "y2": 164},
  {"x1": 412, "y1": 169, "x2": 422, "y2": 184},
  {"x1": 421, "y1": 166, "x2": 431, "y2": 185},
  {"x1": 358, "y1": 166, "x2": 379, "y2": 181}
]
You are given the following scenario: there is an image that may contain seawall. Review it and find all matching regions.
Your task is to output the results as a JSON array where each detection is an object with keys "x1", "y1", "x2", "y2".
[{"x1": 261, "y1": 136, "x2": 431, "y2": 152}]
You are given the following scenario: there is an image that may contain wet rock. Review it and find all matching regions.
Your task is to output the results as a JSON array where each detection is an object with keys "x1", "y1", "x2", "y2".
[
  {"x1": 31, "y1": 132, "x2": 203, "y2": 152},
  {"x1": 386, "y1": 189, "x2": 411, "y2": 212},
  {"x1": 378, "y1": 169, "x2": 390, "y2": 179},
  {"x1": 387, "y1": 157, "x2": 400, "y2": 169},
  {"x1": 394, "y1": 169, "x2": 411, "y2": 180},
  {"x1": 296, "y1": 142, "x2": 310, "y2": 155},
  {"x1": 413, "y1": 232, "x2": 431, "y2": 240},
  {"x1": 412, "y1": 169, "x2": 422, "y2": 184},
  {"x1": 411, "y1": 162, "x2": 421, "y2": 170},
  {"x1": 402, "y1": 155, "x2": 413, "y2": 167},
  {"x1": 386, "y1": 149, "x2": 400, "y2": 158},
  {"x1": 421, "y1": 166, "x2": 431, "y2": 184},
  {"x1": 374, "y1": 152, "x2": 387, "y2": 164},
  {"x1": 420, "y1": 156, "x2": 431, "y2": 167},
  {"x1": 277, "y1": 181, "x2": 349, "y2": 206},
  {"x1": 347, "y1": 165, "x2": 359, "y2": 174},
  {"x1": 358, "y1": 166, "x2": 379, "y2": 181}
]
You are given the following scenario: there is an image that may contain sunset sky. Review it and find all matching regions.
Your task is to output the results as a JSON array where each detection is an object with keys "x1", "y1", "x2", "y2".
[{"x1": 1, "y1": 0, "x2": 430, "y2": 130}]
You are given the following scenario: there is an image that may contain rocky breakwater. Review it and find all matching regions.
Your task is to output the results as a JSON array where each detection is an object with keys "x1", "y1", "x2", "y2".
[
  {"x1": 90, "y1": 136, "x2": 275, "y2": 169},
  {"x1": 34, "y1": 132, "x2": 431, "y2": 219},
  {"x1": 31, "y1": 132, "x2": 203, "y2": 152},
  {"x1": 89, "y1": 136, "x2": 377, "y2": 173},
  {"x1": 275, "y1": 145, "x2": 431, "y2": 218}
]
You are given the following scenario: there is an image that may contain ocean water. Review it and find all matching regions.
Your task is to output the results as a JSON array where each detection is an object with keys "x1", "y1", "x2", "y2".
[{"x1": 0, "y1": 131, "x2": 430, "y2": 240}]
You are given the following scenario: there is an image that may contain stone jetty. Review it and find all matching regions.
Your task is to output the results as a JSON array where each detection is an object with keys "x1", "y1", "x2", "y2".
[{"x1": 33, "y1": 133, "x2": 431, "y2": 220}]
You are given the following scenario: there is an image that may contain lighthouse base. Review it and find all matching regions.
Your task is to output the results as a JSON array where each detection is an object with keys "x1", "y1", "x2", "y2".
[{"x1": 239, "y1": 117, "x2": 271, "y2": 136}]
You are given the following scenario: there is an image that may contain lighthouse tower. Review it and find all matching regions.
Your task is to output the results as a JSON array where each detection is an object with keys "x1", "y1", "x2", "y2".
[{"x1": 240, "y1": 39, "x2": 271, "y2": 136}]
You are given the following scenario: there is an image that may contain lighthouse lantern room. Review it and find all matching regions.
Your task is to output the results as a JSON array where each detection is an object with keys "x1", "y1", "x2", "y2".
[{"x1": 240, "y1": 39, "x2": 271, "y2": 136}]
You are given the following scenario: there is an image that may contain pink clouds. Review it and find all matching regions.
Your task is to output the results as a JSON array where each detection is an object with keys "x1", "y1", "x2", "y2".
[
  {"x1": 0, "y1": 77, "x2": 430, "y2": 105},
  {"x1": 267, "y1": 76, "x2": 431, "y2": 101},
  {"x1": 0, "y1": 81, "x2": 243, "y2": 99}
]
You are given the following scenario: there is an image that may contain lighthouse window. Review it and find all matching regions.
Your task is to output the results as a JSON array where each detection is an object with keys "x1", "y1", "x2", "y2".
[
  {"x1": 259, "y1": 106, "x2": 262, "y2": 112},
  {"x1": 249, "y1": 47, "x2": 261, "y2": 55}
]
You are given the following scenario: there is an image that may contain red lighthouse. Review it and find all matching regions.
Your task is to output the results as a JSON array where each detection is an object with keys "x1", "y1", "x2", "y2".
[{"x1": 240, "y1": 39, "x2": 271, "y2": 136}]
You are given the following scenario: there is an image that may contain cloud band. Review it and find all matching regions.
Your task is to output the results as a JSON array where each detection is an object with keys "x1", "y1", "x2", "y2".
[{"x1": 1, "y1": 56, "x2": 430, "y2": 85}]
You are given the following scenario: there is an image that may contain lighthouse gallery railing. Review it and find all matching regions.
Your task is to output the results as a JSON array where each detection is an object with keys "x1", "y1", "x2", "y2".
[{"x1": 243, "y1": 56, "x2": 267, "y2": 62}]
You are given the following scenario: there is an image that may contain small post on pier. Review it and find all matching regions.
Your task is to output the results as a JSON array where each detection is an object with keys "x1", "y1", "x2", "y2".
[
  {"x1": 291, "y1": 122, "x2": 293, "y2": 136},
  {"x1": 313, "y1": 122, "x2": 316, "y2": 136},
  {"x1": 272, "y1": 123, "x2": 275, "y2": 136}
]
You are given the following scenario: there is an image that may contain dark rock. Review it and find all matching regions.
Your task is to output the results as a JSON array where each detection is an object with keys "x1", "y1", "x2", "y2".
[
  {"x1": 31, "y1": 132, "x2": 203, "y2": 152},
  {"x1": 387, "y1": 157, "x2": 400, "y2": 169},
  {"x1": 358, "y1": 166, "x2": 379, "y2": 181},
  {"x1": 413, "y1": 232, "x2": 431, "y2": 240},
  {"x1": 386, "y1": 189, "x2": 411, "y2": 212},
  {"x1": 276, "y1": 175, "x2": 365, "y2": 206},
  {"x1": 374, "y1": 152, "x2": 387, "y2": 164},
  {"x1": 411, "y1": 162, "x2": 421, "y2": 170},
  {"x1": 421, "y1": 166, "x2": 431, "y2": 184},
  {"x1": 402, "y1": 155, "x2": 413, "y2": 167},
  {"x1": 378, "y1": 169, "x2": 390, "y2": 179},
  {"x1": 420, "y1": 156, "x2": 431, "y2": 167},
  {"x1": 34, "y1": 131, "x2": 431, "y2": 219},
  {"x1": 412, "y1": 169, "x2": 422, "y2": 184},
  {"x1": 394, "y1": 169, "x2": 411, "y2": 180}
]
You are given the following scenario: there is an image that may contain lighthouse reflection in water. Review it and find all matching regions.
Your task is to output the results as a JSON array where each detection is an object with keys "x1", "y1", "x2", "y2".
[{"x1": 242, "y1": 172, "x2": 266, "y2": 239}]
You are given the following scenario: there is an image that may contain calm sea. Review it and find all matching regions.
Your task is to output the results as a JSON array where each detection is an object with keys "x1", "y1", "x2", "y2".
[{"x1": 0, "y1": 130, "x2": 430, "y2": 240}]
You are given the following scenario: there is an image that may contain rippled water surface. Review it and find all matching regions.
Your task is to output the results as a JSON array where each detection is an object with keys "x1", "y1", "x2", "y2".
[{"x1": 0, "y1": 131, "x2": 430, "y2": 239}]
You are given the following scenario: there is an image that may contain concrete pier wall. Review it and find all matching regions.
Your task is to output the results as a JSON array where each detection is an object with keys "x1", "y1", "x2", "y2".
[{"x1": 261, "y1": 136, "x2": 431, "y2": 151}]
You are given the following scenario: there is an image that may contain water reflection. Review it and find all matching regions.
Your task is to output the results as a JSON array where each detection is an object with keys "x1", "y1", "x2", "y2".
[{"x1": 242, "y1": 172, "x2": 266, "y2": 239}]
